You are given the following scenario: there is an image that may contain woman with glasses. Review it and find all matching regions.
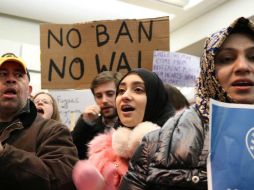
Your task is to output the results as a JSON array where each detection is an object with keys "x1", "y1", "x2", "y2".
[{"x1": 33, "y1": 91, "x2": 61, "y2": 121}]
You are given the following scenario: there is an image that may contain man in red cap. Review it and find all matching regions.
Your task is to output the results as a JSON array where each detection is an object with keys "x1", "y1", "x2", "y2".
[{"x1": 0, "y1": 53, "x2": 78, "y2": 190}]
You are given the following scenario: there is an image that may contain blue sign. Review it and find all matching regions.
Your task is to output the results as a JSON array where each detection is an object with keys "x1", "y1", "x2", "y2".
[{"x1": 208, "y1": 99, "x2": 254, "y2": 190}]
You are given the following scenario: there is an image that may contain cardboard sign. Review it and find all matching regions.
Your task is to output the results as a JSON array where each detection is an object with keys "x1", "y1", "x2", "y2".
[
  {"x1": 208, "y1": 99, "x2": 254, "y2": 190},
  {"x1": 49, "y1": 89, "x2": 95, "y2": 130},
  {"x1": 40, "y1": 17, "x2": 169, "y2": 89},
  {"x1": 152, "y1": 51, "x2": 200, "y2": 87}
]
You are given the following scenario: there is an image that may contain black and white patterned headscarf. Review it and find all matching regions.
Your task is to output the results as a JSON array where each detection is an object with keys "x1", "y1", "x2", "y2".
[{"x1": 196, "y1": 17, "x2": 254, "y2": 123}]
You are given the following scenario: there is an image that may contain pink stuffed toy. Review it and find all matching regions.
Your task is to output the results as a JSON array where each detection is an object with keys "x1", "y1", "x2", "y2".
[
  {"x1": 72, "y1": 160, "x2": 105, "y2": 190},
  {"x1": 72, "y1": 131, "x2": 128, "y2": 190},
  {"x1": 72, "y1": 159, "x2": 125, "y2": 190},
  {"x1": 72, "y1": 122, "x2": 159, "y2": 190}
]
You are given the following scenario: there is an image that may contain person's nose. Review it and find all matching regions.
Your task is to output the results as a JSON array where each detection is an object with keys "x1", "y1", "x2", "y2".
[
  {"x1": 6, "y1": 73, "x2": 17, "y2": 84},
  {"x1": 101, "y1": 94, "x2": 109, "y2": 103},
  {"x1": 121, "y1": 89, "x2": 131, "y2": 101},
  {"x1": 234, "y1": 56, "x2": 251, "y2": 75}
]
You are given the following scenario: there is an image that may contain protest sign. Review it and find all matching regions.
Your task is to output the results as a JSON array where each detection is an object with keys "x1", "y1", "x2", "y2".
[
  {"x1": 49, "y1": 89, "x2": 95, "y2": 130},
  {"x1": 208, "y1": 99, "x2": 254, "y2": 190},
  {"x1": 40, "y1": 16, "x2": 169, "y2": 89},
  {"x1": 152, "y1": 51, "x2": 200, "y2": 87}
]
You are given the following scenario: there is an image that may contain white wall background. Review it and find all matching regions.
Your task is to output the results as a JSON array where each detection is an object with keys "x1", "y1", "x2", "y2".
[{"x1": 171, "y1": 0, "x2": 254, "y2": 51}]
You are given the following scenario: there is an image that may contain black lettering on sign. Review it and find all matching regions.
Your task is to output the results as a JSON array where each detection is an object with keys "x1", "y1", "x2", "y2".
[
  {"x1": 115, "y1": 21, "x2": 133, "y2": 44},
  {"x1": 138, "y1": 20, "x2": 153, "y2": 42},
  {"x1": 48, "y1": 57, "x2": 66, "y2": 81},
  {"x1": 138, "y1": 50, "x2": 142, "y2": 68},
  {"x1": 48, "y1": 28, "x2": 63, "y2": 49},
  {"x1": 96, "y1": 24, "x2": 109, "y2": 47},
  {"x1": 69, "y1": 57, "x2": 84, "y2": 80},
  {"x1": 95, "y1": 51, "x2": 142, "y2": 73},
  {"x1": 66, "y1": 28, "x2": 82, "y2": 48},
  {"x1": 95, "y1": 51, "x2": 116, "y2": 73},
  {"x1": 116, "y1": 52, "x2": 131, "y2": 72},
  {"x1": 47, "y1": 28, "x2": 81, "y2": 49}
]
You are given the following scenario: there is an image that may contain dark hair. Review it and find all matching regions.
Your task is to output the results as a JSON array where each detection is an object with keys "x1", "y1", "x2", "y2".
[
  {"x1": 90, "y1": 71, "x2": 123, "y2": 94},
  {"x1": 164, "y1": 83, "x2": 189, "y2": 111}
]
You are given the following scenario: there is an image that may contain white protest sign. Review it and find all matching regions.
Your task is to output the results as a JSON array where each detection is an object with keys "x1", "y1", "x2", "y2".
[
  {"x1": 152, "y1": 51, "x2": 200, "y2": 87},
  {"x1": 49, "y1": 89, "x2": 95, "y2": 130}
]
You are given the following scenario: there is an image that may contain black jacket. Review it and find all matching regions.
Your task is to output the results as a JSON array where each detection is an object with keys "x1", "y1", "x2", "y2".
[
  {"x1": 119, "y1": 106, "x2": 208, "y2": 190},
  {"x1": 72, "y1": 115, "x2": 116, "y2": 159}
]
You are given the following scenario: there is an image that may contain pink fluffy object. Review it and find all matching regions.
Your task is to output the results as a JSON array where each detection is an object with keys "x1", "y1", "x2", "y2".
[
  {"x1": 72, "y1": 160, "x2": 123, "y2": 190},
  {"x1": 73, "y1": 122, "x2": 159, "y2": 190},
  {"x1": 72, "y1": 131, "x2": 128, "y2": 190},
  {"x1": 72, "y1": 160, "x2": 105, "y2": 190}
]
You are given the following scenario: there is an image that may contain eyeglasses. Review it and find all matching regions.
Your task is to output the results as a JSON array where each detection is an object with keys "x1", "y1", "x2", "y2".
[{"x1": 34, "y1": 99, "x2": 52, "y2": 105}]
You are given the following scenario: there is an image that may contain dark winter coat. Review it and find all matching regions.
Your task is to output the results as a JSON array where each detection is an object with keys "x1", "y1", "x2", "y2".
[
  {"x1": 0, "y1": 100, "x2": 78, "y2": 190},
  {"x1": 119, "y1": 106, "x2": 208, "y2": 190}
]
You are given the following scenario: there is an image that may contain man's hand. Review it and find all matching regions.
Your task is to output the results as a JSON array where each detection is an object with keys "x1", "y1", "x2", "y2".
[{"x1": 82, "y1": 105, "x2": 101, "y2": 122}]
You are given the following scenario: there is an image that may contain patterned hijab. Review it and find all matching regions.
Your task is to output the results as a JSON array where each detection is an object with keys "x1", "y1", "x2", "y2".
[
  {"x1": 196, "y1": 17, "x2": 254, "y2": 124},
  {"x1": 117, "y1": 68, "x2": 175, "y2": 127}
]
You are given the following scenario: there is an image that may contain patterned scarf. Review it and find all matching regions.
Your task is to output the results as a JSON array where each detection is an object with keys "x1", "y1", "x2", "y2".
[{"x1": 196, "y1": 17, "x2": 254, "y2": 124}]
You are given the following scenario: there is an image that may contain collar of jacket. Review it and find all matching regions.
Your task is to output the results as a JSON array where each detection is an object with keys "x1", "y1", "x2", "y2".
[
  {"x1": 12, "y1": 99, "x2": 37, "y2": 128},
  {"x1": 112, "y1": 121, "x2": 160, "y2": 159}
]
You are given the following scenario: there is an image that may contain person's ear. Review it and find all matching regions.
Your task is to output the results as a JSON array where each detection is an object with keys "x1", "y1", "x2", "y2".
[{"x1": 28, "y1": 85, "x2": 33, "y2": 96}]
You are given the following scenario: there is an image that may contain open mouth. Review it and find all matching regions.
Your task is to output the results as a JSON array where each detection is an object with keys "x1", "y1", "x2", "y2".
[
  {"x1": 121, "y1": 105, "x2": 135, "y2": 112},
  {"x1": 232, "y1": 81, "x2": 254, "y2": 87},
  {"x1": 4, "y1": 88, "x2": 17, "y2": 95},
  {"x1": 37, "y1": 107, "x2": 44, "y2": 114}
]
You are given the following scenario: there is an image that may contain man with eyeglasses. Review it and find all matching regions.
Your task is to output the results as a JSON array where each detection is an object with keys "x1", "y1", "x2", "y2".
[
  {"x1": 72, "y1": 71, "x2": 122, "y2": 159},
  {"x1": 0, "y1": 53, "x2": 78, "y2": 190}
]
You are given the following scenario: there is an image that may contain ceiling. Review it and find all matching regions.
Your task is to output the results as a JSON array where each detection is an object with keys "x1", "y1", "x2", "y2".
[
  {"x1": 0, "y1": 0, "x2": 228, "y2": 32},
  {"x1": 121, "y1": 0, "x2": 229, "y2": 32}
]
